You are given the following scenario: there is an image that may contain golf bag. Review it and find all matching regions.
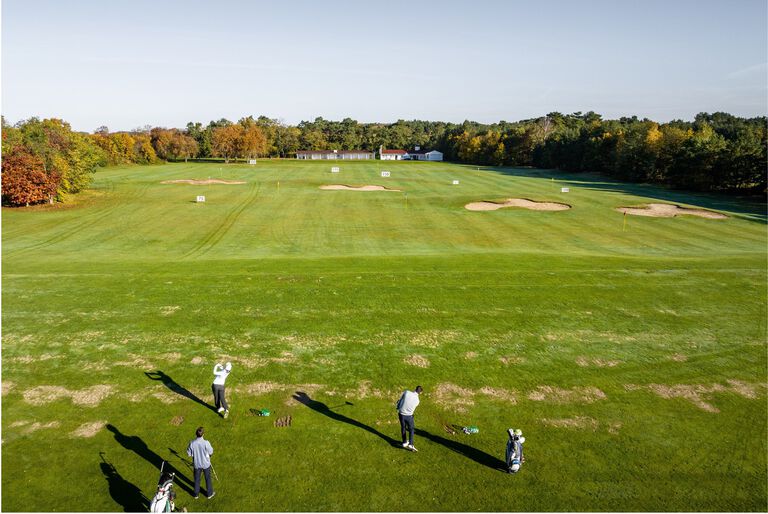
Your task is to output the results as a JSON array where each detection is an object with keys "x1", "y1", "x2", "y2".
[
  {"x1": 505, "y1": 428, "x2": 525, "y2": 474},
  {"x1": 149, "y1": 462, "x2": 176, "y2": 513}
]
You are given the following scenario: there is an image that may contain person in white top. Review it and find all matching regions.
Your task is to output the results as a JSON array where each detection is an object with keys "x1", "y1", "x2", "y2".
[
  {"x1": 211, "y1": 362, "x2": 232, "y2": 418},
  {"x1": 396, "y1": 385, "x2": 423, "y2": 451}
]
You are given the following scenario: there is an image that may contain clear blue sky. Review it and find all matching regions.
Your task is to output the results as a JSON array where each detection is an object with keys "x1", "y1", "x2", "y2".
[{"x1": 2, "y1": 0, "x2": 766, "y2": 132}]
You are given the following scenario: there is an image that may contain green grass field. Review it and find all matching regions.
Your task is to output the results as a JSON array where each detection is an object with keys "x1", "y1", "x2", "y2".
[{"x1": 2, "y1": 160, "x2": 766, "y2": 511}]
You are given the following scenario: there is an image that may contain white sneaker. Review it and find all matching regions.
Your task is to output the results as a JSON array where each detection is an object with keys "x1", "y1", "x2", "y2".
[
  {"x1": 402, "y1": 442, "x2": 409, "y2": 448},
  {"x1": 217, "y1": 407, "x2": 224, "y2": 413},
  {"x1": 223, "y1": 410, "x2": 229, "y2": 419},
  {"x1": 408, "y1": 444, "x2": 418, "y2": 452}
]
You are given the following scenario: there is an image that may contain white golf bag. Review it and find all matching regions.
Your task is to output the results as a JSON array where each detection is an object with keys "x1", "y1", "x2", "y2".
[
  {"x1": 505, "y1": 428, "x2": 525, "y2": 473},
  {"x1": 149, "y1": 464, "x2": 176, "y2": 512}
]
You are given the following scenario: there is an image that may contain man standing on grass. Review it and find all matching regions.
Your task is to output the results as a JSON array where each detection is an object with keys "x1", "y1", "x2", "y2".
[
  {"x1": 396, "y1": 385, "x2": 423, "y2": 451},
  {"x1": 186, "y1": 426, "x2": 215, "y2": 500},
  {"x1": 212, "y1": 362, "x2": 232, "y2": 418}
]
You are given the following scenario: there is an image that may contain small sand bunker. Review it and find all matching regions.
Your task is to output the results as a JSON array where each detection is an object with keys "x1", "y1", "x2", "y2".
[
  {"x1": 616, "y1": 203, "x2": 727, "y2": 219},
  {"x1": 320, "y1": 184, "x2": 401, "y2": 192},
  {"x1": 465, "y1": 198, "x2": 570, "y2": 211},
  {"x1": 161, "y1": 179, "x2": 246, "y2": 185}
]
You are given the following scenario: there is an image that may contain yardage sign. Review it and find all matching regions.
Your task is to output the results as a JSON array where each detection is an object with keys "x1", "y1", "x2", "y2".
[
  {"x1": 196, "y1": 196, "x2": 206, "y2": 203},
  {"x1": 452, "y1": 180, "x2": 460, "y2": 185},
  {"x1": 248, "y1": 159, "x2": 257, "y2": 165},
  {"x1": 561, "y1": 187, "x2": 570, "y2": 193},
  {"x1": 331, "y1": 167, "x2": 340, "y2": 173},
  {"x1": 381, "y1": 171, "x2": 390, "y2": 177}
]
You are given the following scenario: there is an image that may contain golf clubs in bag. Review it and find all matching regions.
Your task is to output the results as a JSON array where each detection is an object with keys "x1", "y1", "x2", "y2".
[
  {"x1": 150, "y1": 462, "x2": 177, "y2": 512},
  {"x1": 505, "y1": 428, "x2": 526, "y2": 473}
]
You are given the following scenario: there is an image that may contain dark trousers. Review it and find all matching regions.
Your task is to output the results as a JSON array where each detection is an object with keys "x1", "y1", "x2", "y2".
[
  {"x1": 212, "y1": 384, "x2": 228, "y2": 410},
  {"x1": 399, "y1": 413, "x2": 415, "y2": 444},
  {"x1": 193, "y1": 466, "x2": 213, "y2": 497}
]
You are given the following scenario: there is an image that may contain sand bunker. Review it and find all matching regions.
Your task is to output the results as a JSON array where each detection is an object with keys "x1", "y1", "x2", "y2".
[
  {"x1": 616, "y1": 203, "x2": 727, "y2": 219},
  {"x1": 161, "y1": 179, "x2": 246, "y2": 185},
  {"x1": 320, "y1": 184, "x2": 401, "y2": 192},
  {"x1": 465, "y1": 198, "x2": 571, "y2": 211}
]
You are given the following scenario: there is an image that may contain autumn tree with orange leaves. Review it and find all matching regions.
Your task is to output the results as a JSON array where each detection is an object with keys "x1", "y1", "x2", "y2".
[{"x1": 1, "y1": 148, "x2": 61, "y2": 206}]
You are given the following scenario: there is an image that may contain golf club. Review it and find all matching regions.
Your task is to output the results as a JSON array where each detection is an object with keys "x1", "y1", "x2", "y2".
[{"x1": 211, "y1": 463, "x2": 220, "y2": 482}]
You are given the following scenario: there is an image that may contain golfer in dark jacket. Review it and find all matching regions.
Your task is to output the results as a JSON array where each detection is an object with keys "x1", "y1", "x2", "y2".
[
  {"x1": 396, "y1": 385, "x2": 422, "y2": 451},
  {"x1": 187, "y1": 426, "x2": 215, "y2": 499}
]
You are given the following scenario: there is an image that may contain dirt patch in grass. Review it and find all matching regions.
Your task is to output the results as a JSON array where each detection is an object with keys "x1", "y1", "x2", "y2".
[
  {"x1": 73, "y1": 385, "x2": 115, "y2": 406},
  {"x1": 622, "y1": 382, "x2": 766, "y2": 413},
  {"x1": 404, "y1": 354, "x2": 430, "y2": 368},
  {"x1": 190, "y1": 356, "x2": 205, "y2": 365},
  {"x1": 575, "y1": 356, "x2": 622, "y2": 367},
  {"x1": 479, "y1": 386, "x2": 517, "y2": 404},
  {"x1": 71, "y1": 421, "x2": 107, "y2": 438},
  {"x1": 325, "y1": 381, "x2": 395, "y2": 400},
  {"x1": 465, "y1": 198, "x2": 571, "y2": 211},
  {"x1": 162, "y1": 179, "x2": 246, "y2": 185},
  {"x1": 528, "y1": 386, "x2": 607, "y2": 404},
  {"x1": 152, "y1": 391, "x2": 182, "y2": 404},
  {"x1": 433, "y1": 383, "x2": 476, "y2": 413},
  {"x1": 23, "y1": 421, "x2": 61, "y2": 434},
  {"x1": 170, "y1": 416, "x2": 185, "y2": 426},
  {"x1": 114, "y1": 355, "x2": 154, "y2": 369},
  {"x1": 464, "y1": 352, "x2": 478, "y2": 359},
  {"x1": 616, "y1": 203, "x2": 727, "y2": 219},
  {"x1": 540, "y1": 416, "x2": 599, "y2": 431},
  {"x1": 2, "y1": 381, "x2": 15, "y2": 396},
  {"x1": 320, "y1": 184, "x2": 401, "y2": 192},
  {"x1": 159, "y1": 352, "x2": 182, "y2": 362},
  {"x1": 160, "y1": 306, "x2": 181, "y2": 316},
  {"x1": 279, "y1": 334, "x2": 345, "y2": 350},
  {"x1": 499, "y1": 356, "x2": 525, "y2": 365},
  {"x1": 23, "y1": 385, "x2": 115, "y2": 407},
  {"x1": 23, "y1": 386, "x2": 70, "y2": 405},
  {"x1": 409, "y1": 330, "x2": 461, "y2": 348},
  {"x1": 726, "y1": 379, "x2": 765, "y2": 399},
  {"x1": 668, "y1": 354, "x2": 688, "y2": 362}
]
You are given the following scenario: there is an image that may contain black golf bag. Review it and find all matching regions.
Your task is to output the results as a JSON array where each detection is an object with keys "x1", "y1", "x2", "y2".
[
  {"x1": 149, "y1": 462, "x2": 176, "y2": 512},
  {"x1": 505, "y1": 428, "x2": 525, "y2": 473}
]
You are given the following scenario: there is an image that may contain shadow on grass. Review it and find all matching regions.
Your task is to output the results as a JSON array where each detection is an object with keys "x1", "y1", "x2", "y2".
[
  {"x1": 99, "y1": 453, "x2": 149, "y2": 512},
  {"x1": 415, "y1": 428, "x2": 507, "y2": 472},
  {"x1": 105, "y1": 424, "x2": 195, "y2": 496},
  {"x1": 293, "y1": 391, "x2": 401, "y2": 447},
  {"x1": 473, "y1": 165, "x2": 767, "y2": 223},
  {"x1": 145, "y1": 370, "x2": 217, "y2": 413}
]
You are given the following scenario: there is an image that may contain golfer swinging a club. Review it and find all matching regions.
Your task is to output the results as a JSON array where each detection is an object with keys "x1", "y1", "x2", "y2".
[
  {"x1": 212, "y1": 361, "x2": 232, "y2": 418},
  {"x1": 396, "y1": 385, "x2": 423, "y2": 452}
]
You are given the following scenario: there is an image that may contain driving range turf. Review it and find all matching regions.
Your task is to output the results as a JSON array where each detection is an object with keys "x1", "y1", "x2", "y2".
[{"x1": 2, "y1": 160, "x2": 766, "y2": 511}]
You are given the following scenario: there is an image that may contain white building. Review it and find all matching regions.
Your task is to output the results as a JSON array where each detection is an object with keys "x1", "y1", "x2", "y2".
[
  {"x1": 404, "y1": 147, "x2": 443, "y2": 161},
  {"x1": 296, "y1": 150, "x2": 374, "y2": 160},
  {"x1": 379, "y1": 148, "x2": 407, "y2": 160}
]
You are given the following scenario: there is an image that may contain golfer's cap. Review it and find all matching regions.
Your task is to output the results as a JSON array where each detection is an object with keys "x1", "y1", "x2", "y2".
[
  {"x1": 514, "y1": 429, "x2": 523, "y2": 436},
  {"x1": 225, "y1": 362, "x2": 232, "y2": 371}
]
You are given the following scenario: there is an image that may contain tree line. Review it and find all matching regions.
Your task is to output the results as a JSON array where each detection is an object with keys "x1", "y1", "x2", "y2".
[{"x1": 2, "y1": 112, "x2": 765, "y2": 207}]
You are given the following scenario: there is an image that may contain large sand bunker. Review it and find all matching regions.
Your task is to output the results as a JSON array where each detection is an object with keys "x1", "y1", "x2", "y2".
[
  {"x1": 161, "y1": 179, "x2": 246, "y2": 185},
  {"x1": 616, "y1": 203, "x2": 727, "y2": 219},
  {"x1": 320, "y1": 184, "x2": 401, "y2": 192},
  {"x1": 465, "y1": 198, "x2": 571, "y2": 211}
]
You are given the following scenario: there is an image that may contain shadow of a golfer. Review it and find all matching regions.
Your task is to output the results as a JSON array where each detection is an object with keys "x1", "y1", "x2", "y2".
[
  {"x1": 415, "y1": 428, "x2": 507, "y2": 471},
  {"x1": 145, "y1": 370, "x2": 216, "y2": 413},
  {"x1": 99, "y1": 453, "x2": 149, "y2": 512},
  {"x1": 293, "y1": 391, "x2": 400, "y2": 447},
  {"x1": 105, "y1": 424, "x2": 195, "y2": 495}
]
